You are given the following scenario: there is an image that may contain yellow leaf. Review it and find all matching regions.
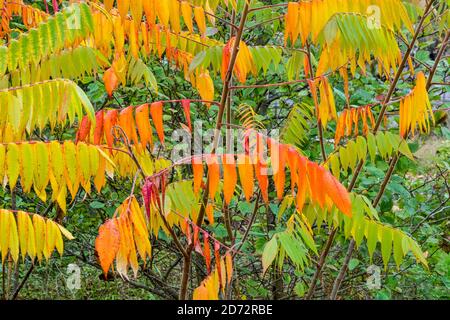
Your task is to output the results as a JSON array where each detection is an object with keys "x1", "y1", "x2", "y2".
[
  {"x1": 117, "y1": 0, "x2": 130, "y2": 21},
  {"x1": 19, "y1": 143, "x2": 34, "y2": 193},
  {"x1": 32, "y1": 214, "x2": 45, "y2": 262},
  {"x1": 194, "y1": 6, "x2": 206, "y2": 36},
  {"x1": 196, "y1": 71, "x2": 214, "y2": 107},
  {"x1": 181, "y1": 1, "x2": 193, "y2": 33},
  {"x1": 6, "y1": 143, "x2": 20, "y2": 189},
  {"x1": 155, "y1": 0, "x2": 170, "y2": 27},
  {"x1": 129, "y1": 0, "x2": 143, "y2": 27},
  {"x1": 169, "y1": 0, "x2": 181, "y2": 33},
  {"x1": 34, "y1": 142, "x2": 49, "y2": 200}
]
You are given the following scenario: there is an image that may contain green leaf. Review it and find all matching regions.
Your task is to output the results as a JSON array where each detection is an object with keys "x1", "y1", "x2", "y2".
[
  {"x1": 262, "y1": 236, "x2": 278, "y2": 274},
  {"x1": 366, "y1": 221, "x2": 378, "y2": 261},
  {"x1": 294, "y1": 282, "x2": 305, "y2": 297},
  {"x1": 381, "y1": 226, "x2": 393, "y2": 269},
  {"x1": 330, "y1": 154, "x2": 340, "y2": 178},
  {"x1": 367, "y1": 132, "x2": 377, "y2": 162},
  {"x1": 90, "y1": 201, "x2": 105, "y2": 209},
  {"x1": 398, "y1": 140, "x2": 415, "y2": 161},
  {"x1": 393, "y1": 230, "x2": 404, "y2": 268},
  {"x1": 298, "y1": 221, "x2": 318, "y2": 255},
  {"x1": 189, "y1": 51, "x2": 207, "y2": 73},
  {"x1": 356, "y1": 136, "x2": 367, "y2": 161},
  {"x1": 348, "y1": 258, "x2": 360, "y2": 271}
]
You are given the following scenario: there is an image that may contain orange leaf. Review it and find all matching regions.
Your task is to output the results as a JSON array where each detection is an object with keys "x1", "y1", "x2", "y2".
[
  {"x1": 287, "y1": 146, "x2": 298, "y2": 194},
  {"x1": 117, "y1": 0, "x2": 130, "y2": 21},
  {"x1": 103, "y1": 67, "x2": 119, "y2": 97},
  {"x1": 135, "y1": 104, "x2": 153, "y2": 149},
  {"x1": 269, "y1": 140, "x2": 287, "y2": 200},
  {"x1": 119, "y1": 106, "x2": 139, "y2": 145},
  {"x1": 203, "y1": 232, "x2": 211, "y2": 274},
  {"x1": 307, "y1": 161, "x2": 325, "y2": 208},
  {"x1": 143, "y1": 0, "x2": 156, "y2": 25},
  {"x1": 296, "y1": 155, "x2": 308, "y2": 212},
  {"x1": 206, "y1": 203, "x2": 214, "y2": 225},
  {"x1": 255, "y1": 159, "x2": 269, "y2": 204},
  {"x1": 93, "y1": 110, "x2": 104, "y2": 145},
  {"x1": 206, "y1": 154, "x2": 220, "y2": 200},
  {"x1": 214, "y1": 240, "x2": 222, "y2": 288},
  {"x1": 76, "y1": 116, "x2": 91, "y2": 143},
  {"x1": 221, "y1": 40, "x2": 231, "y2": 81},
  {"x1": 104, "y1": 0, "x2": 114, "y2": 12},
  {"x1": 222, "y1": 154, "x2": 237, "y2": 205},
  {"x1": 285, "y1": 2, "x2": 299, "y2": 45},
  {"x1": 321, "y1": 167, "x2": 352, "y2": 217},
  {"x1": 225, "y1": 253, "x2": 233, "y2": 285},
  {"x1": 237, "y1": 154, "x2": 254, "y2": 202},
  {"x1": 95, "y1": 219, "x2": 120, "y2": 276},
  {"x1": 308, "y1": 79, "x2": 319, "y2": 115},
  {"x1": 192, "y1": 155, "x2": 203, "y2": 195},
  {"x1": 104, "y1": 109, "x2": 118, "y2": 149},
  {"x1": 303, "y1": 53, "x2": 310, "y2": 78},
  {"x1": 193, "y1": 284, "x2": 208, "y2": 300},
  {"x1": 150, "y1": 102, "x2": 165, "y2": 145},
  {"x1": 296, "y1": 176, "x2": 307, "y2": 212}
]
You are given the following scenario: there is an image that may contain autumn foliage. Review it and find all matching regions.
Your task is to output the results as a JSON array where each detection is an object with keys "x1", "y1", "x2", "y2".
[{"x1": 0, "y1": 0, "x2": 446, "y2": 301}]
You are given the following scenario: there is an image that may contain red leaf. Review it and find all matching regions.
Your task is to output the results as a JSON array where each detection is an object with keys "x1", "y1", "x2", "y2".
[
  {"x1": 193, "y1": 224, "x2": 200, "y2": 246},
  {"x1": 185, "y1": 218, "x2": 192, "y2": 244},
  {"x1": 142, "y1": 180, "x2": 152, "y2": 217},
  {"x1": 181, "y1": 99, "x2": 192, "y2": 132},
  {"x1": 52, "y1": 0, "x2": 59, "y2": 12}
]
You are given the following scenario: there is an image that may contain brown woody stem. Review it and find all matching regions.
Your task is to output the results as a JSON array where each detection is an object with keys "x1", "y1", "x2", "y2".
[{"x1": 178, "y1": 4, "x2": 251, "y2": 300}]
